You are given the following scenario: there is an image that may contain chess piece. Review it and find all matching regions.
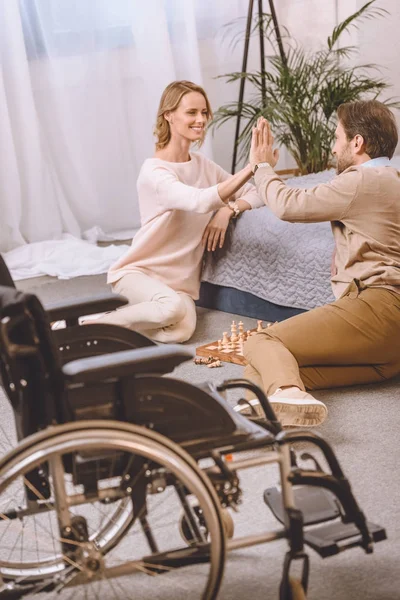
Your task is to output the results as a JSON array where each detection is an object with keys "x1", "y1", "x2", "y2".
[
  {"x1": 231, "y1": 320, "x2": 238, "y2": 342},
  {"x1": 207, "y1": 360, "x2": 222, "y2": 368},
  {"x1": 222, "y1": 331, "x2": 229, "y2": 347},
  {"x1": 246, "y1": 330, "x2": 252, "y2": 339},
  {"x1": 238, "y1": 321, "x2": 244, "y2": 335},
  {"x1": 194, "y1": 355, "x2": 214, "y2": 365},
  {"x1": 218, "y1": 339, "x2": 222, "y2": 351},
  {"x1": 237, "y1": 340, "x2": 244, "y2": 355},
  {"x1": 239, "y1": 332, "x2": 245, "y2": 343},
  {"x1": 257, "y1": 320, "x2": 263, "y2": 332}
]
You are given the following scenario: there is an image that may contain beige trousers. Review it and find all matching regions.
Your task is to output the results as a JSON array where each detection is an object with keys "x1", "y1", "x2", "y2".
[
  {"x1": 97, "y1": 272, "x2": 197, "y2": 343},
  {"x1": 243, "y1": 282, "x2": 400, "y2": 395}
]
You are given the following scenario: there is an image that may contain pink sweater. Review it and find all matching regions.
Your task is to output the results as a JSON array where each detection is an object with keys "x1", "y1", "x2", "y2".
[{"x1": 108, "y1": 152, "x2": 262, "y2": 299}]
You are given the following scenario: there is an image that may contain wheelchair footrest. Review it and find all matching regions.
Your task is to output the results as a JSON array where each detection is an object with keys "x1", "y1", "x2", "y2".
[
  {"x1": 303, "y1": 521, "x2": 386, "y2": 558},
  {"x1": 264, "y1": 486, "x2": 341, "y2": 526}
]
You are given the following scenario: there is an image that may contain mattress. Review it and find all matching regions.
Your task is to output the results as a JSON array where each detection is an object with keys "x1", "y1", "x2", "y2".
[{"x1": 201, "y1": 170, "x2": 337, "y2": 311}]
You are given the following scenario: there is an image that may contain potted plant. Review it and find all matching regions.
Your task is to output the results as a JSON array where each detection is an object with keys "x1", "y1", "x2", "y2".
[{"x1": 212, "y1": 0, "x2": 399, "y2": 175}]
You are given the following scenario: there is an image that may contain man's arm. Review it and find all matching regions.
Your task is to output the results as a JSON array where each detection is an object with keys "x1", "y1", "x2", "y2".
[
  {"x1": 254, "y1": 166, "x2": 359, "y2": 223},
  {"x1": 250, "y1": 118, "x2": 358, "y2": 223}
]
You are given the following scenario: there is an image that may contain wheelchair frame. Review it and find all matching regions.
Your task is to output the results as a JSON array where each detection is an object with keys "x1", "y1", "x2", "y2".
[{"x1": 0, "y1": 286, "x2": 386, "y2": 600}]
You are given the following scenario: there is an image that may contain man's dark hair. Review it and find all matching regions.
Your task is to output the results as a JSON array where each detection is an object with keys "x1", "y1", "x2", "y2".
[{"x1": 337, "y1": 100, "x2": 398, "y2": 159}]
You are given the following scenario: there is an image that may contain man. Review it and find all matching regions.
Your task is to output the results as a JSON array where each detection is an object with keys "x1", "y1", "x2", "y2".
[{"x1": 243, "y1": 100, "x2": 400, "y2": 427}]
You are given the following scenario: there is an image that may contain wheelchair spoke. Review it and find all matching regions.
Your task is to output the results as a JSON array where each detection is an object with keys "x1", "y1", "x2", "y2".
[
  {"x1": 102, "y1": 574, "x2": 120, "y2": 600},
  {"x1": 7, "y1": 527, "x2": 23, "y2": 560},
  {"x1": 0, "y1": 422, "x2": 15, "y2": 449}
]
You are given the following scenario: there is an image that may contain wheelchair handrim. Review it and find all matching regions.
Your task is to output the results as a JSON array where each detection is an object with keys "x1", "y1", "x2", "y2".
[{"x1": 0, "y1": 426, "x2": 226, "y2": 599}]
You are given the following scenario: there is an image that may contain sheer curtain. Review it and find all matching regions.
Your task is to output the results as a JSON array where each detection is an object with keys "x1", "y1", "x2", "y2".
[{"x1": 0, "y1": 0, "x2": 251, "y2": 278}]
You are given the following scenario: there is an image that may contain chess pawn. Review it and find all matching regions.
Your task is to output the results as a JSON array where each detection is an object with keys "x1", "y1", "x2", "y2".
[
  {"x1": 222, "y1": 332, "x2": 229, "y2": 347},
  {"x1": 238, "y1": 321, "x2": 244, "y2": 334},
  {"x1": 246, "y1": 330, "x2": 252, "y2": 339},
  {"x1": 257, "y1": 320, "x2": 263, "y2": 332}
]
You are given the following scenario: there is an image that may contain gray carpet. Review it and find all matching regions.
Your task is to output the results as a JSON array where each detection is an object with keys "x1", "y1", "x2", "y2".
[{"x1": 1, "y1": 274, "x2": 399, "y2": 599}]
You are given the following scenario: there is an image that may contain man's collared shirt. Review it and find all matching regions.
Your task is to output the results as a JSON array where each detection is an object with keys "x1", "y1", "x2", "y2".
[{"x1": 361, "y1": 156, "x2": 390, "y2": 168}]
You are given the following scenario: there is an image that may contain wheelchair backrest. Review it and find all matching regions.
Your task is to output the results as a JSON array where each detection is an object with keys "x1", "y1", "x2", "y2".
[
  {"x1": 0, "y1": 255, "x2": 15, "y2": 288},
  {"x1": 0, "y1": 286, "x2": 64, "y2": 440}
]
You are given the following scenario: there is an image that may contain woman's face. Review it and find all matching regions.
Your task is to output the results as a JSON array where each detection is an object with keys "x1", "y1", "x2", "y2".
[{"x1": 166, "y1": 91, "x2": 209, "y2": 144}]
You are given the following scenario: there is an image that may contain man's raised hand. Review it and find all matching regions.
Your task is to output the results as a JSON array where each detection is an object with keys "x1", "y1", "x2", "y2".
[{"x1": 250, "y1": 117, "x2": 279, "y2": 170}]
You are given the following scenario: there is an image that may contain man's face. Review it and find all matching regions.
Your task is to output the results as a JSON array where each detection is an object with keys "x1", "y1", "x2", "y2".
[{"x1": 332, "y1": 121, "x2": 355, "y2": 174}]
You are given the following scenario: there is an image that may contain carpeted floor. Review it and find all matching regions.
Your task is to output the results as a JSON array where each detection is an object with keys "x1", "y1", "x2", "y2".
[{"x1": 1, "y1": 274, "x2": 400, "y2": 599}]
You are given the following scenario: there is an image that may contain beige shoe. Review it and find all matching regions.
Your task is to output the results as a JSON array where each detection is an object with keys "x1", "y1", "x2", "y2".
[
  {"x1": 269, "y1": 388, "x2": 328, "y2": 427},
  {"x1": 234, "y1": 388, "x2": 327, "y2": 427}
]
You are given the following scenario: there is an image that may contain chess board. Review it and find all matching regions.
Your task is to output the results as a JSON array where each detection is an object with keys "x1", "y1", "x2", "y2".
[{"x1": 195, "y1": 328, "x2": 256, "y2": 366}]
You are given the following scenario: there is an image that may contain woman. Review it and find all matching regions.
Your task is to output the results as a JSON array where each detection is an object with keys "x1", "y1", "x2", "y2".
[{"x1": 98, "y1": 80, "x2": 263, "y2": 342}]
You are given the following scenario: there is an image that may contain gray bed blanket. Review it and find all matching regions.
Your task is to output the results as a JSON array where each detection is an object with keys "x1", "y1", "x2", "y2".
[{"x1": 202, "y1": 170, "x2": 337, "y2": 311}]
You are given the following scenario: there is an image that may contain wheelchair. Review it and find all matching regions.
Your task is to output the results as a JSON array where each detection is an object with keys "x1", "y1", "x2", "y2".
[{"x1": 0, "y1": 286, "x2": 386, "y2": 599}]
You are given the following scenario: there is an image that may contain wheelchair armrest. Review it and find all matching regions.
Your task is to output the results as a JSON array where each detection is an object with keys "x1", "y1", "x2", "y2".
[
  {"x1": 45, "y1": 293, "x2": 128, "y2": 324},
  {"x1": 62, "y1": 344, "x2": 194, "y2": 383}
]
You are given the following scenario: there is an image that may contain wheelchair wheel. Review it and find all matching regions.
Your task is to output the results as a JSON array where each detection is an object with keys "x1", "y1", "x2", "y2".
[
  {"x1": 180, "y1": 506, "x2": 234, "y2": 543},
  {"x1": 0, "y1": 420, "x2": 226, "y2": 599}
]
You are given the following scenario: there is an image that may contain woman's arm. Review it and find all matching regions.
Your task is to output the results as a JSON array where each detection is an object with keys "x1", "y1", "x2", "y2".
[
  {"x1": 208, "y1": 158, "x2": 263, "y2": 209},
  {"x1": 216, "y1": 164, "x2": 254, "y2": 202},
  {"x1": 150, "y1": 162, "x2": 254, "y2": 214},
  {"x1": 201, "y1": 198, "x2": 254, "y2": 252}
]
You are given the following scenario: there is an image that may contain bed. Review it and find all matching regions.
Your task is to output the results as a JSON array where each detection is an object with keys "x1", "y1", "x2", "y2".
[{"x1": 198, "y1": 170, "x2": 337, "y2": 321}]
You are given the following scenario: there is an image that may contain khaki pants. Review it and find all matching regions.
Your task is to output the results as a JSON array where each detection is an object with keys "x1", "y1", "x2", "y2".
[
  {"x1": 243, "y1": 282, "x2": 400, "y2": 395},
  {"x1": 96, "y1": 272, "x2": 197, "y2": 343}
]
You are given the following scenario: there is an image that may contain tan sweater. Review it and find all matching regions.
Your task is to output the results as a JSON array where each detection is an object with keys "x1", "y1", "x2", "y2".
[
  {"x1": 254, "y1": 163, "x2": 400, "y2": 299},
  {"x1": 108, "y1": 152, "x2": 263, "y2": 299}
]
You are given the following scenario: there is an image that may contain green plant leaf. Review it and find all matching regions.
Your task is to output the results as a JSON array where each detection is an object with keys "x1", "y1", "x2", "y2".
[{"x1": 327, "y1": 0, "x2": 387, "y2": 50}]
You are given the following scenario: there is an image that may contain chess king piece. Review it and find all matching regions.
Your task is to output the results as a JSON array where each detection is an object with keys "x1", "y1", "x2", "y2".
[{"x1": 231, "y1": 320, "x2": 238, "y2": 342}]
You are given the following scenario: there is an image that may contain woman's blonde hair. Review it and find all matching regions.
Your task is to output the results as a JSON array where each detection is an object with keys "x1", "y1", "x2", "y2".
[{"x1": 154, "y1": 80, "x2": 213, "y2": 150}]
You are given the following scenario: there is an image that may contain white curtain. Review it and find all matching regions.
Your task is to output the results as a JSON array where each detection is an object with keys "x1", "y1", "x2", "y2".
[{"x1": 0, "y1": 0, "x2": 252, "y2": 277}]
